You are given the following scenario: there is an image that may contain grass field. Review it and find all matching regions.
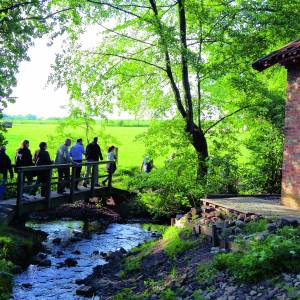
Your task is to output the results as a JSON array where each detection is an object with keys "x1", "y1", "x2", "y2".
[{"x1": 3, "y1": 121, "x2": 148, "y2": 169}]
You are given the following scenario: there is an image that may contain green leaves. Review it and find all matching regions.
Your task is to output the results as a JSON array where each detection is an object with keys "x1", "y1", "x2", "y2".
[{"x1": 214, "y1": 226, "x2": 300, "y2": 282}]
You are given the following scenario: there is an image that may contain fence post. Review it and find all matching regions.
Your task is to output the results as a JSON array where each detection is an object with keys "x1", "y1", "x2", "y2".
[
  {"x1": 70, "y1": 165, "x2": 76, "y2": 202},
  {"x1": 108, "y1": 170, "x2": 112, "y2": 188},
  {"x1": 212, "y1": 224, "x2": 219, "y2": 247},
  {"x1": 16, "y1": 171, "x2": 24, "y2": 218},
  {"x1": 90, "y1": 164, "x2": 96, "y2": 196},
  {"x1": 45, "y1": 169, "x2": 53, "y2": 209}
]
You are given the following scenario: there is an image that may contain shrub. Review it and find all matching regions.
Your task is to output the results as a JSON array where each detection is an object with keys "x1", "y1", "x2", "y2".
[
  {"x1": 214, "y1": 226, "x2": 300, "y2": 282},
  {"x1": 0, "y1": 259, "x2": 15, "y2": 300},
  {"x1": 128, "y1": 156, "x2": 204, "y2": 220},
  {"x1": 112, "y1": 288, "x2": 142, "y2": 300},
  {"x1": 243, "y1": 219, "x2": 268, "y2": 234},
  {"x1": 159, "y1": 288, "x2": 177, "y2": 300},
  {"x1": 196, "y1": 262, "x2": 216, "y2": 285},
  {"x1": 0, "y1": 225, "x2": 42, "y2": 267}
]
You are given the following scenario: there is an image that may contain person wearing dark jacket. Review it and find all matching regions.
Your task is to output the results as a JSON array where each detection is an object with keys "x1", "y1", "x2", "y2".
[
  {"x1": 0, "y1": 146, "x2": 13, "y2": 200},
  {"x1": 83, "y1": 137, "x2": 103, "y2": 187},
  {"x1": 32, "y1": 142, "x2": 52, "y2": 197},
  {"x1": 15, "y1": 139, "x2": 34, "y2": 185}
]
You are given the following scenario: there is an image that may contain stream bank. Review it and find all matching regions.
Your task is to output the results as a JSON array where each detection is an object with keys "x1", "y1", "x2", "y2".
[
  {"x1": 80, "y1": 208, "x2": 300, "y2": 300},
  {"x1": 10, "y1": 221, "x2": 154, "y2": 300},
  {"x1": 0, "y1": 225, "x2": 45, "y2": 300}
]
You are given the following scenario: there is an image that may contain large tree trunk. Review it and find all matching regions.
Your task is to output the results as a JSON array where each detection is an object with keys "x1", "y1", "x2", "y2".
[
  {"x1": 187, "y1": 123, "x2": 208, "y2": 182},
  {"x1": 150, "y1": 0, "x2": 209, "y2": 183}
]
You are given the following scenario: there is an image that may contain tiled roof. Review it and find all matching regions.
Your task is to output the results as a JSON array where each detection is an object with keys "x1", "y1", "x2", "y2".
[{"x1": 252, "y1": 38, "x2": 300, "y2": 72}]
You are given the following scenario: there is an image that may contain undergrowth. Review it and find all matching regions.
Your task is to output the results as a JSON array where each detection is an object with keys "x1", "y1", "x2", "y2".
[
  {"x1": 0, "y1": 225, "x2": 43, "y2": 300},
  {"x1": 214, "y1": 226, "x2": 300, "y2": 282},
  {"x1": 162, "y1": 226, "x2": 196, "y2": 258},
  {"x1": 242, "y1": 219, "x2": 268, "y2": 234}
]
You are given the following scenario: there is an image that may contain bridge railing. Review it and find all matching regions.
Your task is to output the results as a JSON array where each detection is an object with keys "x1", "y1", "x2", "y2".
[{"x1": 6, "y1": 160, "x2": 114, "y2": 216}]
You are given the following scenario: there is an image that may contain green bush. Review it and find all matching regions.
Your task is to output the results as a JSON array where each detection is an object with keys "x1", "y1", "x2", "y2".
[
  {"x1": 196, "y1": 262, "x2": 216, "y2": 285},
  {"x1": 0, "y1": 259, "x2": 15, "y2": 300},
  {"x1": 214, "y1": 226, "x2": 300, "y2": 282},
  {"x1": 243, "y1": 219, "x2": 268, "y2": 234},
  {"x1": 128, "y1": 156, "x2": 204, "y2": 220},
  {"x1": 159, "y1": 288, "x2": 177, "y2": 300},
  {"x1": 0, "y1": 225, "x2": 42, "y2": 267},
  {"x1": 112, "y1": 288, "x2": 142, "y2": 300},
  {"x1": 0, "y1": 226, "x2": 43, "y2": 300}
]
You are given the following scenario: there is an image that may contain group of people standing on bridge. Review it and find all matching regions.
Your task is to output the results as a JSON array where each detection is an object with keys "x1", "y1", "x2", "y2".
[{"x1": 0, "y1": 137, "x2": 118, "y2": 199}]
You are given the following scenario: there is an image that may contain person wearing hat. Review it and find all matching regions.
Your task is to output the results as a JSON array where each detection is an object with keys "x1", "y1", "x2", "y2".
[{"x1": 0, "y1": 146, "x2": 14, "y2": 200}]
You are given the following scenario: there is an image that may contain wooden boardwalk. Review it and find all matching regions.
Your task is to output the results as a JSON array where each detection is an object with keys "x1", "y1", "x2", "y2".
[
  {"x1": 0, "y1": 161, "x2": 124, "y2": 224},
  {"x1": 202, "y1": 196, "x2": 300, "y2": 221},
  {"x1": 0, "y1": 185, "x2": 131, "y2": 224}
]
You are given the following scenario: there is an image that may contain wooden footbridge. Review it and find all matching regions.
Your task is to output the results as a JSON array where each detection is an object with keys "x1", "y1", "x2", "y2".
[{"x1": 0, "y1": 161, "x2": 123, "y2": 224}]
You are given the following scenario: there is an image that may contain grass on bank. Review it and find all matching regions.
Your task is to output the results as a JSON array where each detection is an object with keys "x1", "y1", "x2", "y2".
[
  {"x1": 0, "y1": 225, "x2": 43, "y2": 300},
  {"x1": 122, "y1": 226, "x2": 196, "y2": 277}
]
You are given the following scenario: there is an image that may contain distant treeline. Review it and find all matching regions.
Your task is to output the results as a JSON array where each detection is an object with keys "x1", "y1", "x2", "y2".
[
  {"x1": 100, "y1": 119, "x2": 150, "y2": 127},
  {"x1": 3, "y1": 114, "x2": 41, "y2": 120},
  {"x1": 3, "y1": 116, "x2": 151, "y2": 127}
]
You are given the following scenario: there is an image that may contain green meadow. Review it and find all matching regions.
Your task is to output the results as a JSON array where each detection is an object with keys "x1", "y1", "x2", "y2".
[{"x1": 3, "y1": 121, "x2": 148, "y2": 169}]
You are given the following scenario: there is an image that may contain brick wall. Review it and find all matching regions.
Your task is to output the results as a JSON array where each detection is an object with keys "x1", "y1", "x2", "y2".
[{"x1": 281, "y1": 63, "x2": 300, "y2": 210}]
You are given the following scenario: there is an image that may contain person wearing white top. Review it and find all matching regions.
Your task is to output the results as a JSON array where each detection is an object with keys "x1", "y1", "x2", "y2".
[{"x1": 102, "y1": 146, "x2": 117, "y2": 186}]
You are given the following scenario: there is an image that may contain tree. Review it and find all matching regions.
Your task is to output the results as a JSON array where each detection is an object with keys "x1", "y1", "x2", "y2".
[
  {"x1": 49, "y1": 0, "x2": 300, "y2": 183},
  {"x1": 0, "y1": 0, "x2": 78, "y2": 109},
  {"x1": 3, "y1": 0, "x2": 300, "y2": 183}
]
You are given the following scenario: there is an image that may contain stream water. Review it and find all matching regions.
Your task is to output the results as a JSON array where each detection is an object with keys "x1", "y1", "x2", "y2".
[{"x1": 11, "y1": 220, "x2": 153, "y2": 300}]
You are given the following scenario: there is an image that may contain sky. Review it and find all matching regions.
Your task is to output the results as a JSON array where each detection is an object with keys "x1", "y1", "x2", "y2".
[
  {"x1": 6, "y1": 36, "x2": 69, "y2": 118},
  {"x1": 5, "y1": 24, "x2": 132, "y2": 119}
]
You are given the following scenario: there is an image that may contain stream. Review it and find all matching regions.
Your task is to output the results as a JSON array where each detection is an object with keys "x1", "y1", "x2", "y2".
[{"x1": 11, "y1": 220, "x2": 153, "y2": 300}]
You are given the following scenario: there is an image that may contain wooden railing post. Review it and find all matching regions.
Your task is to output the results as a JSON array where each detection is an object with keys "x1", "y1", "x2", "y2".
[
  {"x1": 108, "y1": 170, "x2": 112, "y2": 188},
  {"x1": 70, "y1": 165, "x2": 76, "y2": 202},
  {"x1": 90, "y1": 164, "x2": 96, "y2": 196},
  {"x1": 212, "y1": 224, "x2": 219, "y2": 247},
  {"x1": 46, "y1": 169, "x2": 53, "y2": 209},
  {"x1": 16, "y1": 171, "x2": 24, "y2": 218}
]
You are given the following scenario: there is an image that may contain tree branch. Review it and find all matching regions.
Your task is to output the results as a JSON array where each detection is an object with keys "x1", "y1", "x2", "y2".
[
  {"x1": 149, "y1": 0, "x2": 187, "y2": 118},
  {"x1": 0, "y1": 1, "x2": 34, "y2": 14},
  {"x1": 178, "y1": 0, "x2": 194, "y2": 128},
  {"x1": 95, "y1": 52, "x2": 167, "y2": 72},
  {"x1": 99, "y1": 24, "x2": 157, "y2": 47},
  {"x1": 204, "y1": 105, "x2": 258, "y2": 135},
  {"x1": 17, "y1": 7, "x2": 75, "y2": 21},
  {"x1": 86, "y1": 0, "x2": 143, "y2": 19}
]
